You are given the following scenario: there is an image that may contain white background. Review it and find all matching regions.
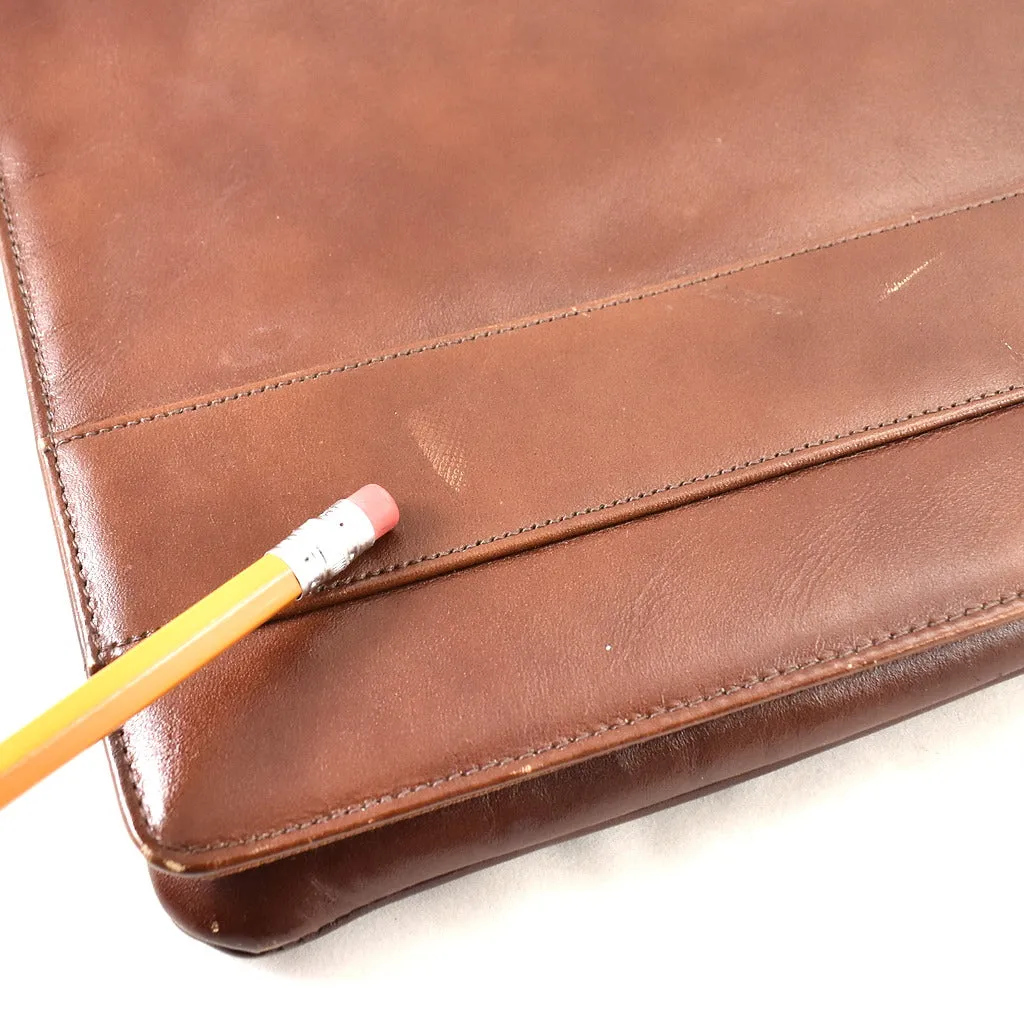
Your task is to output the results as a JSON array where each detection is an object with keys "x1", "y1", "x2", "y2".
[{"x1": 0, "y1": 287, "x2": 1022, "y2": 1021}]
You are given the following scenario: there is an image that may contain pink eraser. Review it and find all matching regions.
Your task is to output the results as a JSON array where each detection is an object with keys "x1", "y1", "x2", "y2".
[{"x1": 348, "y1": 484, "x2": 400, "y2": 540}]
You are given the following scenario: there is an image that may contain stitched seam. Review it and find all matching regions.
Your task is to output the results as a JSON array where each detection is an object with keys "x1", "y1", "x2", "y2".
[
  {"x1": 153, "y1": 590, "x2": 1024, "y2": 854},
  {"x1": 321, "y1": 386, "x2": 1022, "y2": 591},
  {"x1": 94, "y1": 383, "x2": 1024, "y2": 660},
  {"x1": 109, "y1": 729, "x2": 153, "y2": 830},
  {"x1": 49, "y1": 186, "x2": 1024, "y2": 449},
  {"x1": 0, "y1": 170, "x2": 103, "y2": 659}
]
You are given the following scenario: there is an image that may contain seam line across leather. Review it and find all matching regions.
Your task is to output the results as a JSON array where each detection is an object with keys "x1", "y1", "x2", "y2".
[
  {"x1": 92, "y1": 385, "x2": 1024, "y2": 662},
  {"x1": 38, "y1": 184, "x2": 1024, "y2": 450}
]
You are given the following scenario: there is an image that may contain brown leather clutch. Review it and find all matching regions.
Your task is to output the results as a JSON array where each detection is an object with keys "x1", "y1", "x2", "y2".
[{"x1": 3, "y1": 1, "x2": 1024, "y2": 953}]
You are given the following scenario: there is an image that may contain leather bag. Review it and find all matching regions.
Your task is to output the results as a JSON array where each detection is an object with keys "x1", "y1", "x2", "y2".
[{"x1": 3, "y1": 0, "x2": 1023, "y2": 951}]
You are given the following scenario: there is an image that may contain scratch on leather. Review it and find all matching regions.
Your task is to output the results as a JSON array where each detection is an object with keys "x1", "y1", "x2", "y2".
[{"x1": 884, "y1": 257, "x2": 936, "y2": 296}]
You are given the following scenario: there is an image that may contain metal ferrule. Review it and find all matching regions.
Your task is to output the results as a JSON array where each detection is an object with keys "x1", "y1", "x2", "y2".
[{"x1": 268, "y1": 498, "x2": 376, "y2": 597}]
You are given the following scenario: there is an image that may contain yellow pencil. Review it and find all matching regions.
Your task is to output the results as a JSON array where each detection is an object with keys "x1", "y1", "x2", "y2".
[{"x1": 0, "y1": 485, "x2": 399, "y2": 811}]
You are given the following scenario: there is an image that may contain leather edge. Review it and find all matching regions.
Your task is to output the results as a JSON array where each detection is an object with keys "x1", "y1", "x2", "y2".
[
  {"x1": 0, "y1": 170, "x2": 99, "y2": 668},
  {"x1": 149, "y1": 614, "x2": 1024, "y2": 953},
  {"x1": 127, "y1": 579, "x2": 1024, "y2": 875}
]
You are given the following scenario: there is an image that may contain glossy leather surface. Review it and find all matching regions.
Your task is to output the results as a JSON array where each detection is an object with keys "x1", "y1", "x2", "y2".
[{"x1": 2, "y1": 0, "x2": 1024, "y2": 949}]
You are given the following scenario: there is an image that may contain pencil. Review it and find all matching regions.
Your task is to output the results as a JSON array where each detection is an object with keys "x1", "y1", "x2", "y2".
[{"x1": 0, "y1": 484, "x2": 399, "y2": 811}]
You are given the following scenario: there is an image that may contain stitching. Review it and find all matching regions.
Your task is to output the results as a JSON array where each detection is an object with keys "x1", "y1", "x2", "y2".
[
  {"x1": 49, "y1": 185, "x2": 1024, "y2": 450},
  {"x1": 0, "y1": 170, "x2": 103, "y2": 659},
  {"x1": 93, "y1": 382, "x2": 1024, "y2": 660},
  {"x1": 102, "y1": 630, "x2": 154, "y2": 656},
  {"x1": 320, "y1": 386, "x2": 1022, "y2": 591},
  {"x1": 109, "y1": 729, "x2": 153, "y2": 829},
  {"x1": 153, "y1": 589, "x2": 1024, "y2": 854}
]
